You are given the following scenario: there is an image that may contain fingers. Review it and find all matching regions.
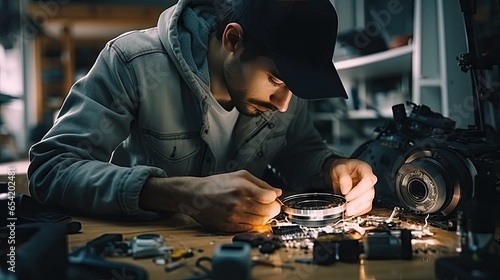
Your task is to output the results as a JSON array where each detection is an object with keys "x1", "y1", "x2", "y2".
[
  {"x1": 354, "y1": 163, "x2": 378, "y2": 186},
  {"x1": 346, "y1": 202, "x2": 373, "y2": 217},
  {"x1": 344, "y1": 176, "x2": 375, "y2": 202},
  {"x1": 193, "y1": 199, "x2": 281, "y2": 233},
  {"x1": 235, "y1": 170, "x2": 282, "y2": 203},
  {"x1": 216, "y1": 204, "x2": 280, "y2": 232},
  {"x1": 244, "y1": 198, "x2": 282, "y2": 217},
  {"x1": 334, "y1": 161, "x2": 377, "y2": 195},
  {"x1": 343, "y1": 170, "x2": 375, "y2": 216},
  {"x1": 330, "y1": 159, "x2": 377, "y2": 217},
  {"x1": 240, "y1": 170, "x2": 283, "y2": 194},
  {"x1": 228, "y1": 186, "x2": 282, "y2": 230},
  {"x1": 195, "y1": 170, "x2": 284, "y2": 233},
  {"x1": 232, "y1": 211, "x2": 277, "y2": 227},
  {"x1": 334, "y1": 163, "x2": 353, "y2": 195},
  {"x1": 345, "y1": 189, "x2": 375, "y2": 216}
]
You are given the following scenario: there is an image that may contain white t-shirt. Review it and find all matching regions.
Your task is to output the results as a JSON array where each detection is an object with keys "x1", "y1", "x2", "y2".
[{"x1": 206, "y1": 93, "x2": 239, "y2": 172}]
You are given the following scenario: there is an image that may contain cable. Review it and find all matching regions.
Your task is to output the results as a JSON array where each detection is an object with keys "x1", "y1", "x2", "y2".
[
  {"x1": 460, "y1": 0, "x2": 485, "y2": 130},
  {"x1": 178, "y1": 256, "x2": 213, "y2": 280},
  {"x1": 194, "y1": 256, "x2": 212, "y2": 275}
]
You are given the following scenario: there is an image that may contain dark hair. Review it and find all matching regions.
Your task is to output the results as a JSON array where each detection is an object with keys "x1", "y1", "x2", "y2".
[{"x1": 213, "y1": 0, "x2": 269, "y2": 62}]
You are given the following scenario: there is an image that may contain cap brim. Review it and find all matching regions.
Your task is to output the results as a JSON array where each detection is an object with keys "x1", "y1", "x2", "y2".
[{"x1": 270, "y1": 52, "x2": 348, "y2": 100}]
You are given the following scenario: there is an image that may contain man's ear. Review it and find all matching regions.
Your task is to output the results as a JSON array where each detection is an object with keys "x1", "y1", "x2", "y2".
[{"x1": 222, "y1": 23, "x2": 244, "y2": 52}]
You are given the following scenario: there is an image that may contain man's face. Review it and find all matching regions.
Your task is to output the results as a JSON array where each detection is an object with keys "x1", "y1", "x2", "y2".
[{"x1": 223, "y1": 55, "x2": 292, "y2": 117}]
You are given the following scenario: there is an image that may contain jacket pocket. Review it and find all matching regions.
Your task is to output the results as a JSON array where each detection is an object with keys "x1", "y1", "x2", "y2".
[{"x1": 142, "y1": 129, "x2": 200, "y2": 164}]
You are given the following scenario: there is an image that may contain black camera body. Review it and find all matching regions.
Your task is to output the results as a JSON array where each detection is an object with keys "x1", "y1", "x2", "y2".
[{"x1": 352, "y1": 102, "x2": 500, "y2": 221}]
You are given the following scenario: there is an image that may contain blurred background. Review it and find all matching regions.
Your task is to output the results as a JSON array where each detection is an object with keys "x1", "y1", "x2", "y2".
[{"x1": 0, "y1": 0, "x2": 499, "y2": 164}]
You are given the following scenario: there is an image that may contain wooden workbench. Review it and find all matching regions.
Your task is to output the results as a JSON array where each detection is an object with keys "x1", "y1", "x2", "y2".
[{"x1": 66, "y1": 208, "x2": 499, "y2": 280}]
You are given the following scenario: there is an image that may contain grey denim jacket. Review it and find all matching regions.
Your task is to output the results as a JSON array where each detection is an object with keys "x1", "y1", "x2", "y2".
[{"x1": 27, "y1": 0, "x2": 341, "y2": 217}]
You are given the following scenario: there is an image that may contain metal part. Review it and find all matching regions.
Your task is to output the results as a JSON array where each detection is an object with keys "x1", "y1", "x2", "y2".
[
  {"x1": 129, "y1": 233, "x2": 172, "y2": 259},
  {"x1": 281, "y1": 193, "x2": 346, "y2": 227}
]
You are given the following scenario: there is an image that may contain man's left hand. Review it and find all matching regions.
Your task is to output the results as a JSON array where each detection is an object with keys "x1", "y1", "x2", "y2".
[{"x1": 329, "y1": 158, "x2": 377, "y2": 217}]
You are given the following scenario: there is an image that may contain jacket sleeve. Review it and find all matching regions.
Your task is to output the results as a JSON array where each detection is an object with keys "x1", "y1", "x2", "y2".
[
  {"x1": 27, "y1": 42, "x2": 166, "y2": 217},
  {"x1": 271, "y1": 98, "x2": 345, "y2": 192}
]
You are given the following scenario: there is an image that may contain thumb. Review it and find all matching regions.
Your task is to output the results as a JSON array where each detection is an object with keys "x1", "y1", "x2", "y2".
[
  {"x1": 334, "y1": 164, "x2": 353, "y2": 195},
  {"x1": 338, "y1": 175, "x2": 353, "y2": 195}
]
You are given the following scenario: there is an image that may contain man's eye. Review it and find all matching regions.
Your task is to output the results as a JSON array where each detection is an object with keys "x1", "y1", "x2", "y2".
[{"x1": 268, "y1": 77, "x2": 282, "y2": 86}]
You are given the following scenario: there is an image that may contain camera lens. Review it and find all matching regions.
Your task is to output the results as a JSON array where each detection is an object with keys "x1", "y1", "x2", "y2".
[
  {"x1": 281, "y1": 193, "x2": 346, "y2": 227},
  {"x1": 396, "y1": 155, "x2": 448, "y2": 214},
  {"x1": 395, "y1": 146, "x2": 477, "y2": 216},
  {"x1": 292, "y1": 198, "x2": 341, "y2": 210},
  {"x1": 408, "y1": 179, "x2": 428, "y2": 202}
]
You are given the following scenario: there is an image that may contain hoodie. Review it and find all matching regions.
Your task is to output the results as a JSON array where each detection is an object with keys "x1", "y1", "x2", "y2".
[{"x1": 27, "y1": 0, "x2": 340, "y2": 218}]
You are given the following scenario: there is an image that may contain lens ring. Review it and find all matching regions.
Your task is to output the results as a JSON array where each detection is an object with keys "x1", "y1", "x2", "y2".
[
  {"x1": 281, "y1": 193, "x2": 346, "y2": 227},
  {"x1": 396, "y1": 158, "x2": 448, "y2": 214},
  {"x1": 407, "y1": 178, "x2": 428, "y2": 202}
]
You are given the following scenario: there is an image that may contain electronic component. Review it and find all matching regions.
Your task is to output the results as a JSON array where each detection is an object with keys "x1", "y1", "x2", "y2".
[
  {"x1": 232, "y1": 232, "x2": 283, "y2": 254},
  {"x1": 212, "y1": 242, "x2": 252, "y2": 280},
  {"x1": 281, "y1": 193, "x2": 346, "y2": 227},
  {"x1": 68, "y1": 233, "x2": 147, "y2": 280},
  {"x1": 129, "y1": 233, "x2": 171, "y2": 259},
  {"x1": 170, "y1": 248, "x2": 194, "y2": 261},
  {"x1": 311, "y1": 229, "x2": 413, "y2": 265},
  {"x1": 362, "y1": 229, "x2": 413, "y2": 260},
  {"x1": 271, "y1": 224, "x2": 317, "y2": 240},
  {"x1": 269, "y1": 200, "x2": 433, "y2": 265},
  {"x1": 313, "y1": 233, "x2": 360, "y2": 265}
]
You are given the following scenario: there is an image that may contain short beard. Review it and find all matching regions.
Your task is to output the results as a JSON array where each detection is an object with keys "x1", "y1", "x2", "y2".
[{"x1": 223, "y1": 59, "x2": 260, "y2": 117}]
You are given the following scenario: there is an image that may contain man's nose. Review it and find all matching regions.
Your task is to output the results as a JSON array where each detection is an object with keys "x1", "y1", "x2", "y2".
[{"x1": 270, "y1": 88, "x2": 292, "y2": 112}]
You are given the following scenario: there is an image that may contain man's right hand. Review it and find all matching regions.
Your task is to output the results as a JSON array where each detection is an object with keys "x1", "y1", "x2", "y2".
[{"x1": 139, "y1": 170, "x2": 282, "y2": 232}]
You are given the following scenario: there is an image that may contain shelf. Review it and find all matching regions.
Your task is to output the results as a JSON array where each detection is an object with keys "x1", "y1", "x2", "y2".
[
  {"x1": 335, "y1": 45, "x2": 413, "y2": 80},
  {"x1": 31, "y1": 2, "x2": 164, "y2": 123},
  {"x1": 419, "y1": 78, "x2": 442, "y2": 87},
  {"x1": 347, "y1": 109, "x2": 377, "y2": 119},
  {"x1": 30, "y1": 4, "x2": 167, "y2": 40},
  {"x1": 42, "y1": 83, "x2": 64, "y2": 91}
]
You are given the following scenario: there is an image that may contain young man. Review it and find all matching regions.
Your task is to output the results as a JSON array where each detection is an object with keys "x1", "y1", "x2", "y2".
[{"x1": 28, "y1": 0, "x2": 377, "y2": 232}]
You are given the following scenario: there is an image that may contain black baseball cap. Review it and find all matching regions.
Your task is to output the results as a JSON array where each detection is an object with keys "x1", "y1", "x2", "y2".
[{"x1": 233, "y1": 0, "x2": 348, "y2": 100}]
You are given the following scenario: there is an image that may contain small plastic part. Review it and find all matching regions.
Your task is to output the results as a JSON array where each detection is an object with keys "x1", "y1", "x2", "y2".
[{"x1": 212, "y1": 242, "x2": 252, "y2": 280}]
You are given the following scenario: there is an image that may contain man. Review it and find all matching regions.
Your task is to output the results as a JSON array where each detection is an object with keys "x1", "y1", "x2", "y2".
[{"x1": 28, "y1": 0, "x2": 377, "y2": 232}]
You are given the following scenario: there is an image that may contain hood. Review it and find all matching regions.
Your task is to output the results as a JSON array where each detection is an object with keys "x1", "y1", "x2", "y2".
[{"x1": 158, "y1": 0, "x2": 222, "y2": 94}]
